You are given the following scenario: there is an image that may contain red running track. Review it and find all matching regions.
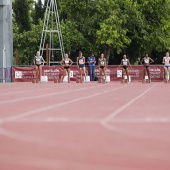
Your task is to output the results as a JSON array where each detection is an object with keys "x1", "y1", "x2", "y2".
[{"x1": 0, "y1": 81, "x2": 170, "y2": 170}]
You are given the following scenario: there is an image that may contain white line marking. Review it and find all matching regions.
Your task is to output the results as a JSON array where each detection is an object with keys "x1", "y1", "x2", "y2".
[
  {"x1": 1, "y1": 117, "x2": 170, "y2": 124},
  {"x1": 101, "y1": 83, "x2": 157, "y2": 125},
  {"x1": 0, "y1": 83, "x2": 108, "y2": 105},
  {"x1": 108, "y1": 118, "x2": 170, "y2": 123},
  {"x1": 0, "y1": 84, "x2": 129, "y2": 124},
  {"x1": 0, "y1": 117, "x2": 100, "y2": 123}
]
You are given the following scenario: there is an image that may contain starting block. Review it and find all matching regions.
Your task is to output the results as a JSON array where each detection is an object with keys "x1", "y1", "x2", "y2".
[
  {"x1": 106, "y1": 76, "x2": 110, "y2": 82},
  {"x1": 41, "y1": 76, "x2": 48, "y2": 82},
  {"x1": 83, "y1": 76, "x2": 90, "y2": 82},
  {"x1": 63, "y1": 75, "x2": 68, "y2": 82}
]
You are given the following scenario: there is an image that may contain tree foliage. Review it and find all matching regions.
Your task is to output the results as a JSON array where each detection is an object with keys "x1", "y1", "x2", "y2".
[
  {"x1": 33, "y1": 0, "x2": 44, "y2": 24},
  {"x1": 13, "y1": 0, "x2": 31, "y2": 32},
  {"x1": 12, "y1": 0, "x2": 170, "y2": 65}
]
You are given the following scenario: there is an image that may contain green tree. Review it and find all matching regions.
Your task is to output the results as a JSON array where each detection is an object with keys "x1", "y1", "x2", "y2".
[
  {"x1": 13, "y1": 0, "x2": 31, "y2": 32},
  {"x1": 96, "y1": 0, "x2": 131, "y2": 62},
  {"x1": 13, "y1": 22, "x2": 43, "y2": 65},
  {"x1": 33, "y1": 0, "x2": 44, "y2": 24},
  {"x1": 60, "y1": 0, "x2": 100, "y2": 57},
  {"x1": 12, "y1": 0, "x2": 170, "y2": 65},
  {"x1": 121, "y1": 0, "x2": 170, "y2": 63}
]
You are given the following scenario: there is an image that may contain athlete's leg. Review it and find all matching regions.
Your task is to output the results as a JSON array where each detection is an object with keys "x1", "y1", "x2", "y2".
[
  {"x1": 143, "y1": 67, "x2": 146, "y2": 80},
  {"x1": 167, "y1": 67, "x2": 170, "y2": 81},
  {"x1": 122, "y1": 68, "x2": 125, "y2": 80},
  {"x1": 146, "y1": 68, "x2": 150, "y2": 78},
  {"x1": 103, "y1": 67, "x2": 106, "y2": 82},
  {"x1": 99, "y1": 68, "x2": 103, "y2": 82},
  {"x1": 125, "y1": 68, "x2": 129, "y2": 81},
  {"x1": 35, "y1": 65, "x2": 38, "y2": 81},
  {"x1": 67, "y1": 68, "x2": 70, "y2": 83},
  {"x1": 83, "y1": 67, "x2": 87, "y2": 81},
  {"x1": 61, "y1": 69, "x2": 66, "y2": 82},
  {"x1": 79, "y1": 68, "x2": 83, "y2": 81},
  {"x1": 164, "y1": 67, "x2": 168, "y2": 80},
  {"x1": 146, "y1": 67, "x2": 151, "y2": 83},
  {"x1": 38, "y1": 65, "x2": 43, "y2": 82}
]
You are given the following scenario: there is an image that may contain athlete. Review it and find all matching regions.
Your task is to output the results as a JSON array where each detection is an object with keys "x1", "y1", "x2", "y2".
[
  {"x1": 33, "y1": 51, "x2": 45, "y2": 82},
  {"x1": 76, "y1": 51, "x2": 87, "y2": 82},
  {"x1": 162, "y1": 52, "x2": 170, "y2": 81},
  {"x1": 60, "y1": 54, "x2": 73, "y2": 83},
  {"x1": 98, "y1": 53, "x2": 107, "y2": 83},
  {"x1": 140, "y1": 54, "x2": 154, "y2": 83},
  {"x1": 117, "y1": 55, "x2": 132, "y2": 82}
]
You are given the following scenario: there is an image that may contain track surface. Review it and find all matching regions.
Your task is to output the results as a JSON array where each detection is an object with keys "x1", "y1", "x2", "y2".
[{"x1": 0, "y1": 81, "x2": 170, "y2": 170}]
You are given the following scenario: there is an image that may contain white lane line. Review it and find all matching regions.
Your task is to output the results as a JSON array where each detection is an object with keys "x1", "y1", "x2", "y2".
[
  {"x1": 0, "y1": 117, "x2": 101, "y2": 123},
  {"x1": 101, "y1": 83, "x2": 157, "y2": 125},
  {"x1": 0, "y1": 83, "x2": 109, "y2": 105},
  {"x1": 107, "y1": 118, "x2": 170, "y2": 123},
  {"x1": 1, "y1": 117, "x2": 170, "y2": 124},
  {"x1": 0, "y1": 84, "x2": 129, "y2": 124}
]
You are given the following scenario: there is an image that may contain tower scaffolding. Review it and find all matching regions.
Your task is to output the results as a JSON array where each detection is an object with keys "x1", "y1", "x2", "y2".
[{"x1": 39, "y1": 0, "x2": 64, "y2": 65}]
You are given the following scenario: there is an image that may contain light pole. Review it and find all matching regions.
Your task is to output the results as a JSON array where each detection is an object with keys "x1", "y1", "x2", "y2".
[{"x1": 0, "y1": 0, "x2": 13, "y2": 82}]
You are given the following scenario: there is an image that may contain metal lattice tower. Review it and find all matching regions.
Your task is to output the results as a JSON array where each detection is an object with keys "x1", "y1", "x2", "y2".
[{"x1": 39, "y1": 0, "x2": 64, "y2": 65}]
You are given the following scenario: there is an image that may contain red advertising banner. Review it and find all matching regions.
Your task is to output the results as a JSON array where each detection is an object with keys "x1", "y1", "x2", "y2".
[
  {"x1": 12, "y1": 65, "x2": 164, "y2": 82},
  {"x1": 106, "y1": 65, "x2": 164, "y2": 81}
]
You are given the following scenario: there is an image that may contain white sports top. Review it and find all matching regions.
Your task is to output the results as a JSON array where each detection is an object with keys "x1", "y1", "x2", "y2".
[
  {"x1": 64, "y1": 60, "x2": 69, "y2": 64},
  {"x1": 163, "y1": 57, "x2": 170, "y2": 66},
  {"x1": 122, "y1": 59, "x2": 128, "y2": 66},
  {"x1": 144, "y1": 57, "x2": 150, "y2": 64}
]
